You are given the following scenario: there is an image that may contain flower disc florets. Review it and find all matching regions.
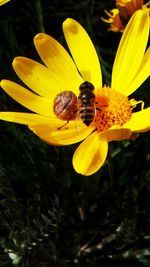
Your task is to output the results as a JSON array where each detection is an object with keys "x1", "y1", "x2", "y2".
[{"x1": 94, "y1": 86, "x2": 132, "y2": 131}]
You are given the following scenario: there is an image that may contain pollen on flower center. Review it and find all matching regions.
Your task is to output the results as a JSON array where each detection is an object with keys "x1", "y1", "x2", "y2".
[{"x1": 94, "y1": 87, "x2": 132, "y2": 131}]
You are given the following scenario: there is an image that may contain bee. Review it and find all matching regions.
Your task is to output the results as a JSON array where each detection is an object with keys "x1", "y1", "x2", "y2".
[
  {"x1": 53, "y1": 81, "x2": 96, "y2": 129},
  {"x1": 78, "y1": 81, "x2": 95, "y2": 126}
]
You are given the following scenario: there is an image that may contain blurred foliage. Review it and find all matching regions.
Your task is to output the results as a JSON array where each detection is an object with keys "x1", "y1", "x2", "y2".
[{"x1": 0, "y1": 0, "x2": 150, "y2": 266}]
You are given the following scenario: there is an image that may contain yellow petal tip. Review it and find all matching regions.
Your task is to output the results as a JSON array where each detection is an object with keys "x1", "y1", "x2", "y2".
[
  {"x1": 34, "y1": 33, "x2": 47, "y2": 44},
  {"x1": 12, "y1": 56, "x2": 26, "y2": 67},
  {"x1": 63, "y1": 18, "x2": 78, "y2": 33},
  {"x1": 12, "y1": 57, "x2": 19, "y2": 66},
  {"x1": 0, "y1": 79, "x2": 7, "y2": 87},
  {"x1": 12, "y1": 57, "x2": 30, "y2": 75},
  {"x1": 63, "y1": 18, "x2": 73, "y2": 24}
]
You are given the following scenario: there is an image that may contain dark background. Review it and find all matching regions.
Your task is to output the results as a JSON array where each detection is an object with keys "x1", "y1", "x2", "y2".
[{"x1": 0, "y1": 0, "x2": 150, "y2": 266}]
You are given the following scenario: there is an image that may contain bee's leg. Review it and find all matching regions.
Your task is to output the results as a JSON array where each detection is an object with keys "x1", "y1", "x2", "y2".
[
  {"x1": 57, "y1": 120, "x2": 70, "y2": 130},
  {"x1": 57, "y1": 109, "x2": 77, "y2": 130},
  {"x1": 95, "y1": 102, "x2": 102, "y2": 112}
]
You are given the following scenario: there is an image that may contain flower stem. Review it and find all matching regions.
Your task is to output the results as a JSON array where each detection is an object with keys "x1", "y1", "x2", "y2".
[{"x1": 34, "y1": 0, "x2": 45, "y2": 33}]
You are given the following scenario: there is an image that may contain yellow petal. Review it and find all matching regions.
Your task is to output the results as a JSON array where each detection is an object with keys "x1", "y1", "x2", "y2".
[
  {"x1": 1, "y1": 80, "x2": 53, "y2": 117},
  {"x1": 34, "y1": 33, "x2": 83, "y2": 95},
  {"x1": 72, "y1": 131, "x2": 108, "y2": 176},
  {"x1": 0, "y1": 112, "x2": 51, "y2": 124},
  {"x1": 13, "y1": 57, "x2": 65, "y2": 99},
  {"x1": 123, "y1": 47, "x2": 150, "y2": 96},
  {"x1": 0, "y1": 0, "x2": 10, "y2": 5},
  {"x1": 112, "y1": 10, "x2": 149, "y2": 93},
  {"x1": 101, "y1": 127, "x2": 132, "y2": 141},
  {"x1": 0, "y1": 111, "x2": 88, "y2": 145},
  {"x1": 29, "y1": 121, "x2": 94, "y2": 146},
  {"x1": 123, "y1": 108, "x2": 150, "y2": 132},
  {"x1": 63, "y1": 18, "x2": 102, "y2": 91}
]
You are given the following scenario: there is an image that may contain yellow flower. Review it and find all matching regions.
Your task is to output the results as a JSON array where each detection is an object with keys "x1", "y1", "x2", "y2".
[
  {"x1": 0, "y1": 0, "x2": 11, "y2": 6},
  {"x1": 0, "y1": 10, "x2": 150, "y2": 176},
  {"x1": 102, "y1": 0, "x2": 150, "y2": 32}
]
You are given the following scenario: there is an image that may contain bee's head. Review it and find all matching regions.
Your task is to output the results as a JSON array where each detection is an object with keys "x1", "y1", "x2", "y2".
[{"x1": 79, "y1": 81, "x2": 94, "y2": 91}]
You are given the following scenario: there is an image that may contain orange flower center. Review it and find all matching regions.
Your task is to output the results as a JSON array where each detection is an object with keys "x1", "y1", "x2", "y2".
[{"x1": 93, "y1": 86, "x2": 132, "y2": 131}]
